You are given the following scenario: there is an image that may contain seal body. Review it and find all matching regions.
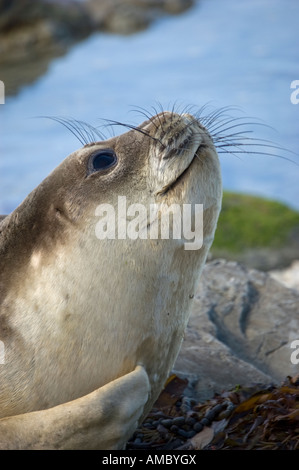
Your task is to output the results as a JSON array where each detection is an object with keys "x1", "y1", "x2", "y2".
[{"x1": 0, "y1": 112, "x2": 222, "y2": 421}]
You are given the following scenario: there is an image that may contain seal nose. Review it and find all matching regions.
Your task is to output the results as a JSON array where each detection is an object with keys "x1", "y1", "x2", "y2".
[
  {"x1": 146, "y1": 111, "x2": 204, "y2": 163},
  {"x1": 162, "y1": 136, "x2": 194, "y2": 160}
]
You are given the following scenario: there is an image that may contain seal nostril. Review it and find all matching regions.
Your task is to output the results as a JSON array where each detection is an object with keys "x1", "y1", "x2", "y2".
[{"x1": 162, "y1": 148, "x2": 178, "y2": 160}]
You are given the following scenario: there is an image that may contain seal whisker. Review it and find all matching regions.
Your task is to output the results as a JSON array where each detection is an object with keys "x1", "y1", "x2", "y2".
[
  {"x1": 197, "y1": 106, "x2": 242, "y2": 129},
  {"x1": 38, "y1": 116, "x2": 105, "y2": 145},
  {"x1": 212, "y1": 130, "x2": 256, "y2": 144},
  {"x1": 213, "y1": 130, "x2": 298, "y2": 157},
  {"x1": 208, "y1": 119, "x2": 271, "y2": 137},
  {"x1": 162, "y1": 133, "x2": 201, "y2": 162},
  {"x1": 105, "y1": 122, "x2": 117, "y2": 139},
  {"x1": 74, "y1": 119, "x2": 106, "y2": 142},
  {"x1": 129, "y1": 107, "x2": 159, "y2": 130},
  {"x1": 101, "y1": 119, "x2": 165, "y2": 147},
  {"x1": 170, "y1": 101, "x2": 180, "y2": 118},
  {"x1": 53, "y1": 118, "x2": 94, "y2": 145},
  {"x1": 180, "y1": 103, "x2": 199, "y2": 118},
  {"x1": 37, "y1": 116, "x2": 86, "y2": 145},
  {"x1": 152, "y1": 103, "x2": 173, "y2": 133},
  {"x1": 215, "y1": 135, "x2": 297, "y2": 154},
  {"x1": 71, "y1": 119, "x2": 94, "y2": 144},
  {"x1": 152, "y1": 108, "x2": 166, "y2": 132},
  {"x1": 207, "y1": 117, "x2": 253, "y2": 134},
  {"x1": 216, "y1": 142, "x2": 298, "y2": 164},
  {"x1": 192, "y1": 102, "x2": 215, "y2": 122},
  {"x1": 156, "y1": 101, "x2": 167, "y2": 117},
  {"x1": 42, "y1": 104, "x2": 298, "y2": 170}
]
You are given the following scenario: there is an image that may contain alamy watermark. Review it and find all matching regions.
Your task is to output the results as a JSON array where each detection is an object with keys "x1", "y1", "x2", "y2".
[
  {"x1": 290, "y1": 80, "x2": 299, "y2": 104},
  {"x1": 290, "y1": 339, "x2": 299, "y2": 365},
  {"x1": 95, "y1": 196, "x2": 203, "y2": 250},
  {"x1": 0, "y1": 80, "x2": 4, "y2": 104},
  {"x1": 0, "y1": 340, "x2": 5, "y2": 364}
]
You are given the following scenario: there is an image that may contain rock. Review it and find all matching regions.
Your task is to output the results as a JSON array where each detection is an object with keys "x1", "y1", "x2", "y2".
[
  {"x1": 0, "y1": 0, "x2": 93, "y2": 95},
  {"x1": 0, "y1": 0, "x2": 93, "y2": 50},
  {"x1": 210, "y1": 245, "x2": 299, "y2": 272},
  {"x1": 174, "y1": 259, "x2": 299, "y2": 401},
  {"x1": 99, "y1": 4, "x2": 154, "y2": 35},
  {"x1": 270, "y1": 260, "x2": 299, "y2": 291},
  {"x1": 0, "y1": 0, "x2": 195, "y2": 96},
  {"x1": 79, "y1": 0, "x2": 194, "y2": 35}
]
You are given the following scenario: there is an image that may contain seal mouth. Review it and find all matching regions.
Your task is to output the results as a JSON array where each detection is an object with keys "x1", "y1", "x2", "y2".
[{"x1": 157, "y1": 144, "x2": 202, "y2": 196}]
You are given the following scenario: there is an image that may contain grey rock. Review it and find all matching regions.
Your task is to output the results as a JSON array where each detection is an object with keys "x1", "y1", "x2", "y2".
[
  {"x1": 211, "y1": 244, "x2": 299, "y2": 272},
  {"x1": 270, "y1": 260, "x2": 299, "y2": 290},
  {"x1": 85, "y1": 0, "x2": 194, "y2": 34},
  {"x1": 174, "y1": 259, "x2": 299, "y2": 401},
  {"x1": 0, "y1": 0, "x2": 195, "y2": 96},
  {"x1": 0, "y1": 0, "x2": 93, "y2": 95}
]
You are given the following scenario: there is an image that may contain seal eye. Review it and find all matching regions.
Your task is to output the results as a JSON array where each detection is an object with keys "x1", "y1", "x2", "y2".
[{"x1": 89, "y1": 150, "x2": 117, "y2": 173}]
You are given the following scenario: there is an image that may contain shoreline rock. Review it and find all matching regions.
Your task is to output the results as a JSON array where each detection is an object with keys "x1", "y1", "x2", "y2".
[
  {"x1": 174, "y1": 259, "x2": 299, "y2": 401},
  {"x1": 270, "y1": 260, "x2": 299, "y2": 291},
  {"x1": 0, "y1": 0, "x2": 194, "y2": 96}
]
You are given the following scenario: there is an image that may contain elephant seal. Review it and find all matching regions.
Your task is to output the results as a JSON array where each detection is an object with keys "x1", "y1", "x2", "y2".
[{"x1": 0, "y1": 111, "x2": 222, "y2": 449}]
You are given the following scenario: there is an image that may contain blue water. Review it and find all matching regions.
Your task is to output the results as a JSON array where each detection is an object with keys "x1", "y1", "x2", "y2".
[{"x1": 0, "y1": 0, "x2": 299, "y2": 214}]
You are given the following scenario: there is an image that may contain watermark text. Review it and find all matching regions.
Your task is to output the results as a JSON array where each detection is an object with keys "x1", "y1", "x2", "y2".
[
  {"x1": 95, "y1": 196, "x2": 203, "y2": 250},
  {"x1": 0, "y1": 340, "x2": 5, "y2": 364},
  {"x1": 290, "y1": 80, "x2": 299, "y2": 104},
  {"x1": 0, "y1": 80, "x2": 4, "y2": 104},
  {"x1": 290, "y1": 339, "x2": 299, "y2": 365}
]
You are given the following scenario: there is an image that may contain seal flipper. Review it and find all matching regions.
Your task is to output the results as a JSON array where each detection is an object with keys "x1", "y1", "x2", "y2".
[{"x1": 0, "y1": 365, "x2": 150, "y2": 450}]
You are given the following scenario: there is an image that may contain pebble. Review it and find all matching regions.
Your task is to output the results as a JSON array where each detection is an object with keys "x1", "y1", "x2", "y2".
[
  {"x1": 200, "y1": 417, "x2": 210, "y2": 427},
  {"x1": 157, "y1": 424, "x2": 169, "y2": 435},
  {"x1": 133, "y1": 437, "x2": 142, "y2": 444},
  {"x1": 161, "y1": 419, "x2": 173, "y2": 428},
  {"x1": 205, "y1": 403, "x2": 226, "y2": 421},
  {"x1": 172, "y1": 416, "x2": 185, "y2": 426},
  {"x1": 178, "y1": 429, "x2": 196, "y2": 439},
  {"x1": 180, "y1": 396, "x2": 192, "y2": 413},
  {"x1": 185, "y1": 416, "x2": 196, "y2": 426},
  {"x1": 143, "y1": 422, "x2": 154, "y2": 429},
  {"x1": 127, "y1": 393, "x2": 238, "y2": 450},
  {"x1": 193, "y1": 422, "x2": 203, "y2": 433}
]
